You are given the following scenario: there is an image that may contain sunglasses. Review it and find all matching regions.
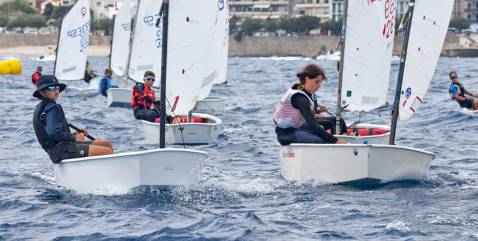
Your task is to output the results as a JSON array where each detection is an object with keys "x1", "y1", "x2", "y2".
[
  {"x1": 46, "y1": 85, "x2": 61, "y2": 91},
  {"x1": 451, "y1": 76, "x2": 457, "y2": 79},
  {"x1": 145, "y1": 77, "x2": 155, "y2": 82}
]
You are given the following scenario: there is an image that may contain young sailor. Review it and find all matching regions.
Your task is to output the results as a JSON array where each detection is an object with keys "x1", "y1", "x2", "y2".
[
  {"x1": 98, "y1": 68, "x2": 113, "y2": 97},
  {"x1": 273, "y1": 64, "x2": 347, "y2": 145},
  {"x1": 84, "y1": 61, "x2": 97, "y2": 84},
  {"x1": 449, "y1": 71, "x2": 478, "y2": 110},
  {"x1": 31, "y1": 66, "x2": 42, "y2": 86},
  {"x1": 33, "y1": 75, "x2": 113, "y2": 163},
  {"x1": 132, "y1": 71, "x2": 162, "y2": 122}
]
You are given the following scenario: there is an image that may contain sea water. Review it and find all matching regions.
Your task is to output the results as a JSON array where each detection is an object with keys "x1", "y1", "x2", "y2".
[{"x1": 0, "y1": 56, "x2": 477, "y2": 240}]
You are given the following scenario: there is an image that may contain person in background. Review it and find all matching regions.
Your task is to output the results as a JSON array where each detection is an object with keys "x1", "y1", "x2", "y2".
[
  {"x1": 98, "y1": 68, "x2": 113, "y2": 97},
  {"x1": 31, "y1": 66, "x2": 42, "y2": 86},
  {"x1": 84, "y1": 61, "x2": 97, "y2": 84},
  {"x1": 273, "y1": 64, "x2": 347, "y2": 145},
  {"x1": 449, "y1": 70, "x2": 478, "y2": 110},
  {"x1": 33, "y1": 75, "x2": 113, "y2": 164}
]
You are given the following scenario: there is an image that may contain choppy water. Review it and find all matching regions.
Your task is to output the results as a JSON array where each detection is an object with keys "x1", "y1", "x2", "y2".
[{"x1": 0, "y1": 56, "x2": 477, "y2": 240}]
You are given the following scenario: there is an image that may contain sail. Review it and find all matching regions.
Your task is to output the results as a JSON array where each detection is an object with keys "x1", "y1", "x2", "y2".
[
  {"x1": 341, "y1": 0, "x2": 397, "y2": 112},
  {"x1": 128, "y1": 0, "x2": 163, "y2": 83},
  {"x1": 54, "y1": 0, "x2": 90, "y2": 80},
  {"x1": 198, "y1": 0, "x2": 229, "y2": 100},
  {"x1": 398, "y1": 0, "x2": 453, "y2": 120},
  {"x1": 110, "y1": 0, "x2": 131, "y2": 77},
  {"x1": 166, "y1": 0, "x2": 217, "y2": 114}
]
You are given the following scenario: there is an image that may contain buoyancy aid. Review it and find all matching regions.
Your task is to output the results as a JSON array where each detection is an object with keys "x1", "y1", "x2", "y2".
[
  {"x1": 31, "y1": 72, "x2": 41, "y2": 86},
  {"x1": 33, "y1": 100, "x2": 72, "y2": 151},
  {"x1": 273, "y1": 88, "x2": 315, "y2": 129},
  {"x1": 449, "y1": 82, "x2": 465, "y2": 99},
  {"x1": 132, "y1": 83, "x2": 156, "y2": 110}
]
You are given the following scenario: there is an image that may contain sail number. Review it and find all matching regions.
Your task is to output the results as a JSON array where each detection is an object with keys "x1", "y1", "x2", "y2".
[
  {"x1": 382, "y1": 0, "x2": 397, "y2": 39},
  {"x1": 144, "y1": 14, "x2": 162, "y2": 49},
  {"x1": 67, "y1": 21, "x2": 90, "y2": 53}
]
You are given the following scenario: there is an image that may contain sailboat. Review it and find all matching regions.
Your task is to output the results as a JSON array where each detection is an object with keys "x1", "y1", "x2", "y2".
[
  {"x1": 333, "y1": 0, "x2": 396, "y2": 144},
  {"x1": 196, "y1": 0, "x2": 229, "y2": 113},
  {"x1": 104, "y1": 0, "x2": 134, "y2": 107},
  {"x1": 138, "y1": 0, "x2": 222, "y2": 145},
  {"x1": 54, "y1": 0, "x2": 90, "y2": 81},
  {"x1": 280, "y1": 0, "x2": 453, "y2": 184},
  {"x1": 54, "y1": 0, "x2": 208, "y2": 195}
]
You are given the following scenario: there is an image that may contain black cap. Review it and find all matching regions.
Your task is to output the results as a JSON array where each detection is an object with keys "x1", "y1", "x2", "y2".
[{"x1": 33, "y1": 75, "x2": 67, "y2": 99}]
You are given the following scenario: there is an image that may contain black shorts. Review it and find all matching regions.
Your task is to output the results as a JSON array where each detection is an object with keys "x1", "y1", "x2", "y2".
[
  {"x1": 50, "y1": 141, "x2": 91, "y2": 164},
  {"x1": 458, "y1": 99, "x2": 474, "y2": 109}
]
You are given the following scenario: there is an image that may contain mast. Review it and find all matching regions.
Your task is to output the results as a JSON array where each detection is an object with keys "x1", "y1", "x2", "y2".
[
  {"x1": 335, "y1": 0, "x2": 348, "y2": 135},
  {"x1": 159, "y1": 0, "x2": 169, "y2": 148},
  {"x1": 389, "y1": 0, "x2": 415, "y2": 145},
  {"x1": 108, "y1": 14, "x2": 115, "y2": 70},
  {"x1": 125, "y1": 0, "x2": 139, "y2": 83}
]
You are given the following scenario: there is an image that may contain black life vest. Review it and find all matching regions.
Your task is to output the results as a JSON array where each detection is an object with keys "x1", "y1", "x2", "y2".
[{"x1": 32, "y1": 100, "x2": 71, "y2": 151}]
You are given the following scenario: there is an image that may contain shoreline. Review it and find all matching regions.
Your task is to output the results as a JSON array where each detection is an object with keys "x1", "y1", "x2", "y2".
[{"x1": 0, "y1": 45, "x2": 110, "y2": 57}]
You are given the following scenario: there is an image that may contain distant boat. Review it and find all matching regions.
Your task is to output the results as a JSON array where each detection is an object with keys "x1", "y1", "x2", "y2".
[
  {"x1": 34, "y1": 54, "x2": 55, "y2": 62},
  {"x1": 53, "y1": 0, "x2": 90, "y2": 81},
  {"x1": 316, "y1": 51, "x2": 401, "y2": 65}
]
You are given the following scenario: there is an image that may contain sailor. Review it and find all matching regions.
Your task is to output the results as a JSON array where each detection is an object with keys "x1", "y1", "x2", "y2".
[
  {"x1": 33, "y1": 75, "x2": 113, "y2": 163},
  {"x1": 98, "y1": 68, "x2": 113, "y2": 97},
  {"x1": 273, "y1": 64, "x2": 347, "y2": 145},
  {"x1": 449, "y1": 71, "x2": 478, "y2": 110},
  {"x1": 31, "y1": 66, "x2": 42, "y2": 86},
  {"x1": 131, "y1": 71, "x2": 165, "y2": 122},
  {"x1": 84, "y1": 61, "x2": 97, "y2": 84}
]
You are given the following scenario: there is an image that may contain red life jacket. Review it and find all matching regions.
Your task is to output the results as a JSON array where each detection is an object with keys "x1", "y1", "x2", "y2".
[
  {"x1": 131, "y1": 84, "x2": 156, "y2": 110},
  {"x1": 32, "y1": 72, "x2": 41, "y2": 86}
]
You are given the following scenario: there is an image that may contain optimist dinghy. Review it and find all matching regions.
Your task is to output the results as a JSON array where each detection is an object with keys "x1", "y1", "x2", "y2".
[
  {"x1": 280, "y1": 0, "x2": 453, "y2": 184},
  {"x1": 139, "y1": 0, "x2": 222, "y2": 145},
  {"x1": 461, "y1": 108, "x2": 478, "y2": 116},
  {"x1": 54, "y1": 1, "x2": 209, "y2": 194}
]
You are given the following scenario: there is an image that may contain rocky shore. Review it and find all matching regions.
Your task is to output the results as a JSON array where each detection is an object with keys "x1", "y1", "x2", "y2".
[{"x1": 0, "y1": 33, "x2": 476, "y2": 57}]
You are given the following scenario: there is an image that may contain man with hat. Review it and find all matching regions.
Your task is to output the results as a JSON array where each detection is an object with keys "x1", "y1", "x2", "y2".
[{"x1": 33, "y1": 75, "x2": 113, "y2": 164}]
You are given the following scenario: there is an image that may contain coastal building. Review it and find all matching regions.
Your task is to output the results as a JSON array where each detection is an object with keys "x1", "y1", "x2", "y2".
[
  {"x1": 229, "y1": 0, "x2": 293, "y2": 20},
  {"x1": 329, "y1": 0, "x2": 343, "y2": 21},
  {"x1": 294, "y1": 0, "x2": 330, "y2": 21},
  {"x1": 452, "y1": 0, "x2": 478, "y2": 22}
]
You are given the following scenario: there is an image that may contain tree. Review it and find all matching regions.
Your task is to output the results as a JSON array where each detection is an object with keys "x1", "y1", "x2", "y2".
[
  {"x1": 0, "y1": 15, "x2": 7, "y2": 27},
  {"x1": 449, "y1": 18, "x2": 470, "y2": 30},
  {"x1": 43, "y1": 3, "x2": 54, "y2": 19},
  {"x1": 320, "y1": 20, "x2": 342, "y2": 35},
  {"x1": 52, "y1": 5, "x2": 72, "y2": 19},
  {"x1": 92, "y1": 18, "x2": 113, "y2": 35},
  {"x1": 263, "y1": 19, "x2": 279, "y2": 33},
  {"x1": 239, "y1": 18, "x2": 262, "y2": 36},
  {"x1": 6, "y1": 15, "x2": 46, "y2": 28},
  {"x1": 0, "y1": 0, "x2": 35, "y2": 15},
  {"x1": 294, "y1": 16, "x2": 321, "y2": 35}
]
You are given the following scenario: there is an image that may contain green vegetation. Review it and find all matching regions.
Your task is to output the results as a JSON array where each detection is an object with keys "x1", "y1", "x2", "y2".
[
  {"x1": 0, "y1": 0, "x2": 34, "y2": 15},
  {"x1": 7, "y1": 15, "x2": 46, "y2": 28},
  {"x1": 449, "y1": 18, "x2": 471, "y2": 31}
]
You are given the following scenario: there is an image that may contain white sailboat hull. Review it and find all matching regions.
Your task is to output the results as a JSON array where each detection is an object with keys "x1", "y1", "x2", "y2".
[
  {"x1": 280, "y1": 144, "x2": 434, "y2": 184},
  {"x1": 54, "y1": 148, "x2": 207, "y2": 194},
  {"x1": 461, "y1": 108, "x2": 478, "y2": 116},
  {"x1": 143, "y1": 113, "x2": 222, "y2": 145},
  {"x1": 336, "y1": 123, "x2": 390, "y2": 144},
  {"x1": 106, "y1": 87, "x2": 132, "y2": 108},
  {"x1": 196, "y1": 96, "x2": 225, "y2": 112},
  {"x1": 88, "y1": 76, "x2": 102, "y2": 90}
]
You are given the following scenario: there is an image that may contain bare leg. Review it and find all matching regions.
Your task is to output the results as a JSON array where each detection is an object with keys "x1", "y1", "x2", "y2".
[
  {"x1": 91, "y1": 139, "x2": 113, "y2": 150},
  {"x1": 88, "y1": 145, "x2": 113, "y2": 156},
  {"x1": 474, "y1": 99, "x2": 478, "y2": 110}
]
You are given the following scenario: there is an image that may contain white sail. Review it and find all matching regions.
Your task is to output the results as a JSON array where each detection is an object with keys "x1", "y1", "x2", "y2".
[
  {"x1": 341, "y1": 0, "x2": 397, "y2": 112},
  {"x1": 54, "y1": 0, "x2": 90, "y2": 80},
  {"x1": 128, "y1": 0, "x2": 162, "y2": 83},
  {"x1": 198, "y1": 0, "x2": 230, "y2": 100},
  {"x1": 110, "y1": 0, "x2": 131, "y2": 77},
  {"x1": 166, "y1": 0, "x2": 217, "y2": 114},
  {"x1": 399, "y1": 0, "x2": 454, "y2": 120}
]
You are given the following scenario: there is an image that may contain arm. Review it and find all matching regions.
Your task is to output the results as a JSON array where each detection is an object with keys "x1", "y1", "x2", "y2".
[
  {"x1": 291, "y1": 94, "x2": 338, "y2": 143},
  {"x1": 450, "y1": 85, "x2": 467, "y2": 101},
  {"x1": 44, "y1": 106, "x2": 75, "y2": 142}
]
